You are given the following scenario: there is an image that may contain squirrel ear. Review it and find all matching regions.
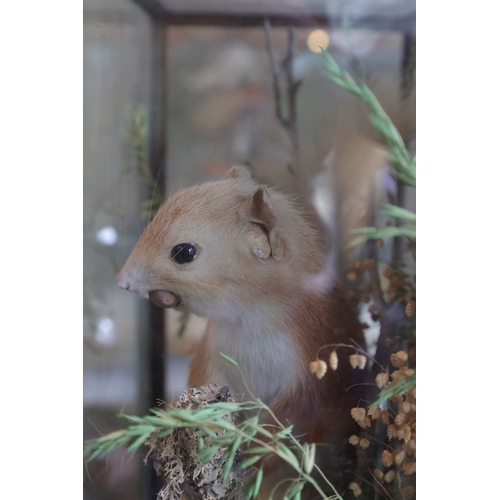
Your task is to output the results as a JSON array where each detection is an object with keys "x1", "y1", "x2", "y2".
[
  {"x1": 225, "y1": 165, "x2": 252, "y2": 181},
  {"x1": 240, "y1": 187, "x2": 286, "y2": 260}
]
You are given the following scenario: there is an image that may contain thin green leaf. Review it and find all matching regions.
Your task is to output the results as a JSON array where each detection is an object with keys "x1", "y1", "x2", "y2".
[
  {"x1": 381, "y1": 204, "x2": 416, "y2": 221},
  {"x1": 219, "y1": 352, "x2": 239, "y2": 366},
  {"x1": 370, "y1": 373, "x2": 416, "y2": 408},
  {"x1": 198, "y1": 446, "x2": 219, "y2": 464},
  {"x1": 126, "y1": 432, "x2": 150, "y2": 452},
  {"x1": 253, "y1": 467, "x2": 264, "y2": 499},
  {"x1": 240, "y1": 455, "x2": 262, "y2": 469},
  {"x1": 277, "y1": 442, "x2": 300, "y2": 470}
]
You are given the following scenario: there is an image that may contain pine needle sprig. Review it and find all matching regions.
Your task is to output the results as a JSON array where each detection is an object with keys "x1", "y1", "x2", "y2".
[
  {"x1": 84, "y1": 354, "x2": 344, "y2": 500},
  {"x1": 321, "y1": 49, "x2": 415, "y2": 188}
]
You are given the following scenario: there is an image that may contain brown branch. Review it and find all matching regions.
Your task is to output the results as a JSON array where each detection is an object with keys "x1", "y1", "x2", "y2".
[{"x1": 263, "y1": 19, "x2": 302, "y2": 174}]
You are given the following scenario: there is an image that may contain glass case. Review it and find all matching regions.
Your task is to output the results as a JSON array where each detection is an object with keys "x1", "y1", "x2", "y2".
[{"x1": 83, "y1": 1, "x2": 415, "y2": 498}]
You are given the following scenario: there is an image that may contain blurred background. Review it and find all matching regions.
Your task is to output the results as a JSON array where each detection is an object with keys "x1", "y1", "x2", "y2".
[{"x1": 83, "y1": 0, "x2": 415, "y2": 498}]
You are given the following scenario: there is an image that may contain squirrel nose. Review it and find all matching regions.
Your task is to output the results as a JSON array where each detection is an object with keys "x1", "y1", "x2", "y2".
[{"x1": 116, "y1": 272, "x2": 131, "y2": 291}]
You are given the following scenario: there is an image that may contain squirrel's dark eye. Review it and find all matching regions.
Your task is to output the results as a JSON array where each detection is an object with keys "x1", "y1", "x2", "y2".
[{"x1": 171, "y1": 243, "x2": 198, "y2": 264}]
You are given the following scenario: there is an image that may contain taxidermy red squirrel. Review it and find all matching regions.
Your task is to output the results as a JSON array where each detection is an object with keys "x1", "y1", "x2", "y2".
[{"x1": 117, "y1": 166, "x2": 366, "y2": 496}]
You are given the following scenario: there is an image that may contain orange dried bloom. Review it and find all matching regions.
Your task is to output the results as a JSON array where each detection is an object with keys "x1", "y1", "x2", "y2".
[
  {"x1": 349, "y1": 435, "x2": 360, "y2": 446},
  {"x1": 381, "y1": 450, "x2": 394, "y2": 468},
  {"x1": 348, "y1": 482, "x2": 362, "y2": 497},
  {"x1": 347, "y1": 271, "x2": 357, "y2": 281},
  {"x1": 329, "y1": 350, "x2": 339, "y2": 371},
  {"x1": 359, "y1": 438, "x2": 370, "y2": 449},
  {"x1": 374, "y1": 468, "x2": 384, "y2": 480},
  {"x1": 375, "y1": 372, "x2": 389, "y2": 389},
  {"x1": 390, "y1": 350, "x2": 408, "y2": 368},
  {"x1": 384, "y1": 470, "x2": 396, "y2": 483},
  {"x1": 309, "y1": 359, "x2": 327, "y2": 379}
]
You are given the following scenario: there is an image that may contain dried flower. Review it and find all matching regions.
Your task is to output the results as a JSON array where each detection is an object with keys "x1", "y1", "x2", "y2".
[
  {"x1": 400, "y1": 401, "x2": 412, "y2": 414},
  {"x1": 329, "y1": 350, "x2": 338, "y2": 371},
  {"x1": 374, "y1": 468, "x2": 384, "y2": 480},
  {"x1": 376, "y1": 238, "x2": 384, "y2": 248},
  {"x1": 401, "y1": 485, "x2": 416, "y2": 497},
  {"x1": 348, "y1": 482, "x2": 362, "y2": 497},
  {"x1": 382, "y1": 450, "x2": 394, "y2": 468},
  {"x1": 395, "y1": 412, "x2": 407, "y2": 426},
  {"x1": 405, "y1": 301, "x2": 414, "y2": 317},
  {"x1": 405, "y1": 439, "x2": 416, "y2": 456},
  {"x1": 347, "y1": 271, "x2": 357, "y2": 281},
  {"x1": 349, "y1": 354, "x2": 367, "y2": 369},
  {"x1": 387, "y1": 424, "x2": 397, "y2": 441},
  {"x1": 397, "y1": 424, "x2": 412, "y2": 442},
  {"x1": 402, "y1": 461, "x2": 416, "y2": 475},
  {"x1": 394, "y1": 451, "x2": 406, "y2": 466},
  {"x1": 359, "y1": 438, "x2": 370, "y2": 449},
  {"x1": 351, "y1": 407, "x2": 368, "y2": 428},
  {"x1": 349, "y1": 435, "x2": 360, "y2": 446},
  {"x1": 390, "y1": 350, "x2": 408, "y2": 368},
  {"x1": 384, "y1": 470, "x2": 396, "y2": 483},
  {"x1": 367, "y1": 406, "x2": 382, "y2": 420},
  {"x1": 376, "y1": 372, "x2": 389, "y2": 389},
  {"x1": 309, "y1": 360, "x2": 327, "y2": 379}
]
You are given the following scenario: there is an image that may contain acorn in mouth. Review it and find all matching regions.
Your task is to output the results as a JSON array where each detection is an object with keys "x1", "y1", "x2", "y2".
[{"x1": 148, "y1": 290, "x2": 182, "y2": 309}]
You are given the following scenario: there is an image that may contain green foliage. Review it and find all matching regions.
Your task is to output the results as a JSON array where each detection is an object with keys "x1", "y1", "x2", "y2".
[
  {"x1": 322, "y1": 50, "x2": 415, "y2": 188},
  {"x1": 84, "y1": 353, "x2": 343, "y2": 500},
  {"x1": 123, "y1": 105, "x2": 165, "y2": 221},
  {"x1": 321, "y1": 50, "x2": 416, "y2": 248}
]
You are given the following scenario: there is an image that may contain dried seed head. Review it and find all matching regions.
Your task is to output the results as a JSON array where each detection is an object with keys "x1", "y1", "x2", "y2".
[
  {"x1": 348, "y1": 482, "x2": 362, "y2": 497},
  {"x1": 349, "y1": 435, "x2": 360, "y2": 446},
  {"x1": 400, "y1": 401, "x2": 412, "y2": 414},
  {"x1": 394, "y1": 451, "x2": 406, "y2": 466},
  {"x1": 401, "y1": 485, "x2": 416, "y2": 497},
  {"x1": 390, "y1": 350, "x2": 408, "y2": 368},
  {"x1": 384, "y1": 470, "x2": 396, "y2": 483},
  {"x1": 309, "y1": 359, "x2": 327, "y2": 379},
  {"x1": 329, "y1": 350, "x2": 339, "y2": 371},
  {"x1": 368, "y1": 406, "x2": 382, "y2": 420},
  {"x1": 395, "y1": 412, "x2": 407, "y2": 426},
  {"x1": 349, "y1": 354, "x2": 367, "y2": 369},
  {"x1": 402, "y1": 461, "x2": 416, "y2": 475},
  {"x1": 406, "y1": 439, "x2": 416, "y2": 456},
  {"x1": 405, "y1": 301, "x2": 414, "y2": 317},
  {"x1": 347, "y1": 271, "x2": 357, "y2": 281},
  {"x1": 376, "y1": 372, "x2": 389, "y2": 389},
  {"x1": 387, "y1": 424, "x2": 397, "y2": 441},
  {"x1": 359, "y1": 438, "x2": 370, "y2": 449},
  {"x1": 399, "y1": 424, "x2": 412, "y2": 442},
  {"x1": 351, "y1": 407, "x2": 368, "y2": 428},
  {"x1": 381, "y1": 410, "x2": 391, "y2": 425},
  {"x1": 383, "y1": 268, "x2": 392, "y2": 278},
  {"x1": 382, "y1": 450, "x2": 394, "y2": 468},
  {"x1": 374, "y1": 468, "x2": 384, "y2": 480}
]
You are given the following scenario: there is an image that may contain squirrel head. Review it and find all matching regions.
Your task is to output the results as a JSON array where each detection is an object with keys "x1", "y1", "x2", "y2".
[{"x1": 117, "y1": 166, "x2": 322, "y2": 320}]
